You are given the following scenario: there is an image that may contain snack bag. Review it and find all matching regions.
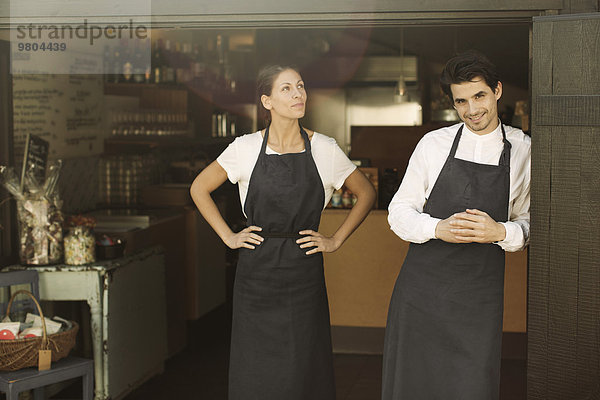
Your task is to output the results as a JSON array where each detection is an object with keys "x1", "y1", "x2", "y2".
[
  {"x1": 18, "y1": 326, "x2": 43, "y2": 339},
  {"x1": 25, "y1": 313, "x2": 62, "y2": 335}
]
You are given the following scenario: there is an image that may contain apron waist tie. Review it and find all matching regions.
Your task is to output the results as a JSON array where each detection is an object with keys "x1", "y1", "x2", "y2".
[{"x1": 260, "y1": 231, "x2": 302, "y2": 239}]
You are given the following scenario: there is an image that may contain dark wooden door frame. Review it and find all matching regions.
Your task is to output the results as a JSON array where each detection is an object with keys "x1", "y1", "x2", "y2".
[
  {"x1": 0, "y1": 39, "x2": 16, "y2": 267},
  {"x1": 529, "y1": 12, "x2": 600, "y2": 400}
]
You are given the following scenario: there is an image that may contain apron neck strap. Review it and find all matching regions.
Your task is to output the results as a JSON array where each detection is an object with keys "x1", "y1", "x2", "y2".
[
  {"x1": 449, "y1": 123, "x2": 512, "y2": 167},
  {"x1": 448, "y1": 125, "x2": 464, "y2": 158},
  {"x1": 499, "y1": 123, "x2": 512, "y2": 167},
  {"x1": 299, "y1": 124, "x2": 311, "y2": 153},
  {"x1": 260, "y1": 125, "x2": 270, "y2": 155}
]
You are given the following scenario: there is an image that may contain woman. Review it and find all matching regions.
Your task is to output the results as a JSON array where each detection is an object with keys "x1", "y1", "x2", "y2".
[{"x1": 190, "y1": 65, "x2": 376, "y2": 399}]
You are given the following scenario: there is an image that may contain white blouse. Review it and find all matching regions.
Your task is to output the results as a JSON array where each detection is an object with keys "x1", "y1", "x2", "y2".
[
  {"x1": 387, "y1": 122, "x2": 531, "y2": 252},
  {"x1": 217, "y1": 131, "x2": 357, "y2": 215}
]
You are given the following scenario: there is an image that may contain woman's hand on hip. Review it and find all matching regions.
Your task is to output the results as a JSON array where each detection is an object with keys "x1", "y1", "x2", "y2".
[
  {"x1": 224, "y1": 226, "x2": 264, "y2": 250},
  {"x1": 297, "y1": 230, "x2": 341, "y2": 255}
]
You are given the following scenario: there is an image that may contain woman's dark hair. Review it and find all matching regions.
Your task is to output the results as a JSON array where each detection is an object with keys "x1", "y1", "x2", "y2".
[
  {"x1": 440, "y1": 50, "x2": 500, "y2": 101},
  {"x1": 256, "y1": 64, "x2": 301, "y2": 126}
]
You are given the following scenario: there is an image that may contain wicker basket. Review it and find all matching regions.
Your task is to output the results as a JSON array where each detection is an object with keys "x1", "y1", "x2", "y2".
[{"x1": 0, "y1": 290, "x2": 79, "y2": 371}]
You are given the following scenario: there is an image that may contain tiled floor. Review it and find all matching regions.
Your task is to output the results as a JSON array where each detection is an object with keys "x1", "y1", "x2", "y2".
[{"x1": 116, "y1": 305, "x2": 525, "y2": 400}]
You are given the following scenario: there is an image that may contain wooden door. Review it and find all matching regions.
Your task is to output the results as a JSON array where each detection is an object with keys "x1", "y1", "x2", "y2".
[{"x1": 529, "y1": 12, "x2": 600, "y2": 400}]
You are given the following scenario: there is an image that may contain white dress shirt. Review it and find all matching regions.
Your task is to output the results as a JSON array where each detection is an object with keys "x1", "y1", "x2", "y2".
[
  {"x1": 387, "y1": 122, "x2": 530, "y2": 252},
  {"x1": 217, "y1": 131, "x2": 356, "y2": 216}
]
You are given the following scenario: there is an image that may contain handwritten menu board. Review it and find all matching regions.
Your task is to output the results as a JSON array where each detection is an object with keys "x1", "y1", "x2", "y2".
[
  {"x1": 12, "y1": 74, "x2": 104, "y2": 162},
  {"x1": 20, "y1": 133, "x2": 49, "y2": 191}
]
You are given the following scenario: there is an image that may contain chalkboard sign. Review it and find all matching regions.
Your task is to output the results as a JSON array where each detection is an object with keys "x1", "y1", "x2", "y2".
[{"x1": 20, "y1": 133, "x2": 49, "y2": 192}]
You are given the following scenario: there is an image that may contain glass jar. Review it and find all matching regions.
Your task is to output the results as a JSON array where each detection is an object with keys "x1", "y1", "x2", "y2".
[
  {"x1": 342, "y1": 189, "x2": 354, "y2": 208},
  {"x1": 64, "y1": 226, "x2": 96, "y2": 265},
  {"x1": 16, "y1": 199, "x2": 63, "y2": 265},
  {"x1": 331, "y1": 189, "x2": 343, "y2": 208}
]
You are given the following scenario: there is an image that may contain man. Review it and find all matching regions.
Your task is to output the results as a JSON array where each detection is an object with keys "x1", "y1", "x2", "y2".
[{"x1": 382, "y1": 50, "x2": 530, "y2": 400}]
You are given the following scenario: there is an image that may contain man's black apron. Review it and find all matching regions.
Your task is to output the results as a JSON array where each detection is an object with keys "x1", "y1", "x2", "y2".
[
  {"x1": 382, "y1": 124, "x2": 511, "y2": 400},
  {"x1": 228, "y1": 125, "x2": 335, "y2": 400}
]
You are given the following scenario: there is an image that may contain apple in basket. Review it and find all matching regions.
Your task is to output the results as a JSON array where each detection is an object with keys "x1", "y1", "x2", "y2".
[
  {"x1": 0, "y1": 322, "x2": 21, "y2": 339},
  {"x1": 0, "y1": 329, "x2": 15, "y2": 340}
]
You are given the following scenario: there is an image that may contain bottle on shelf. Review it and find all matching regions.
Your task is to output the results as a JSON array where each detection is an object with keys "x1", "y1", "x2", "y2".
[
  {"x1": 331, "y1": 189, "x2": 343, "y2": 208},
  {"x1": 342, "y1": 189, "x2": 353, "y2": 208},
  {"x1": 224, "y1": 64, "x2": 236, "y2": 94},
  {"x1": 211, "y1": 112, "x2": 219, "y2": 138},
  {"x1": 132, "y1": 40, "x2": 146, "y2": 84},
  {"x1": 183, "y1": 43, "x2": 194, "y2": 82},
  {"x1": 216, "y1": 34, "x2": 226, "y2": 66},
  {"x1": 162, "y1": 39, "x2": 175, "y2": 84},
  {"x1": 144, "y1": 65, "x2": 152, "y2": 83},
  {"x1": 173, "y1": 42, "x2": 192, "y2": 84},
  {"x1": 174, "y1": 41, "x2": 184, "y2": 84},
  {"x1": 152, "y1": 39, "x2": 164, "y2": 84},
  {"x1": 191, "y1": 44, "x2": 206, "y2": 83},
  {"x1": 110, "y1": 109, "x2": 191, "y2": 137},
  {"x1": 111, "y1": 48, "x2": 122, "y2": 83},
  {"x1": 121, "y1": 46, "x2": 133, "y2": 83},
  {"x1": 214, "y1": 34, "x2": 228, "y2": 90},
  {"x1": 103, "y1": 45, "x2": 113, "y2": 83},
  {"x1": 142, "y1": 37, "x2": 152, "y2": 83},
  {"x1": 211, "y1": 110, "x2": 237, "y2": 138}
]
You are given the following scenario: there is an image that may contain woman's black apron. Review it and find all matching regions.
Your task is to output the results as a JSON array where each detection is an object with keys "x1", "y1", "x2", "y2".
[
  {"x1": 382, "y1": 124, "x2": 511, "y2": 400},
  {"x1": 228, "y1": 125, "x2": 335, "y2": 400}
]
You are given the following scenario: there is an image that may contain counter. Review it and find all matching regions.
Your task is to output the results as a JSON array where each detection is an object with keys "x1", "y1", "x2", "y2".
[{"x1": 321, "y1": 209, "x2": 527, "y2": 332}]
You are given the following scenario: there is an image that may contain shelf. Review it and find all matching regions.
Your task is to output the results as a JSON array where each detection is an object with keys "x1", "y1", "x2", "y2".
[
  {"x1": 104, "y1": 82, "x2": 188, "y2": 97},
  {"x1": 104, "y1": 135, "x2": 235, "y2": 150},
  {"x1": 104, "y1": 81, "x2": 254, "y2": 110}
]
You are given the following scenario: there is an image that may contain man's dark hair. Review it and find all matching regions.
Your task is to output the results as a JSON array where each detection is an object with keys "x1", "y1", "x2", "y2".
[{"x1": 440, "y1": 50, "x2": 500, "y2": 101}]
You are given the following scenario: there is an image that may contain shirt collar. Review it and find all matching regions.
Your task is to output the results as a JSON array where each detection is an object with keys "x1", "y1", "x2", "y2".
[{"x1": 463, "y1": 119, "x2": 503, "y2": 142}]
